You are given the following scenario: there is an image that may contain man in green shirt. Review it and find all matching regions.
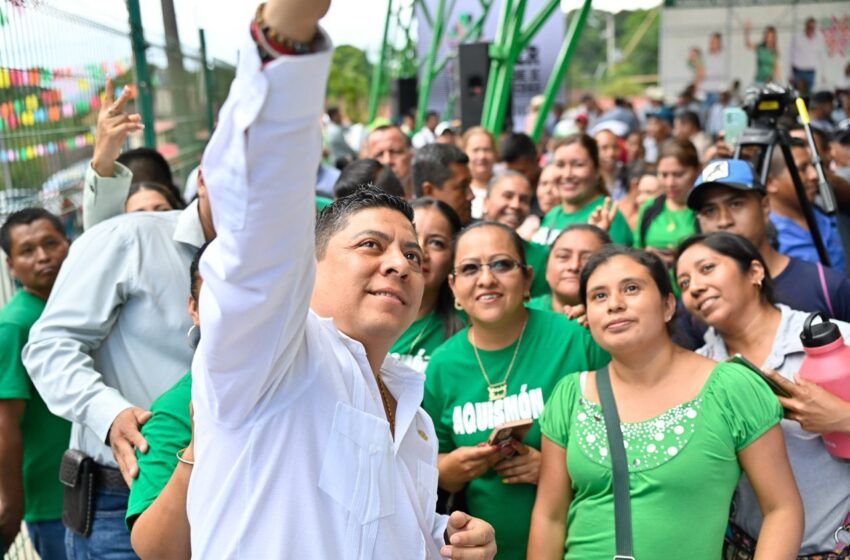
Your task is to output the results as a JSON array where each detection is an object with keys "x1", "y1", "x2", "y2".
[
  {"x1": 0, "y1": 208, "x2": 71, "y2": 559},
  {"x1": 481, "y1": 170, "x2": 550, "y2": 298}
]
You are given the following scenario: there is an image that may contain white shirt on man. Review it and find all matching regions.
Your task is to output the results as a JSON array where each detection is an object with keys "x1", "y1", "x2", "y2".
[
  {"x1": 790, "y1": 31, "x2": 825, "y2": 72},
  {"x1": 186, "y1": 27, "x2": 448, "y2": 559},
  {"x1": 702, "y1": 50, "x2": 727, "y2": 94}
]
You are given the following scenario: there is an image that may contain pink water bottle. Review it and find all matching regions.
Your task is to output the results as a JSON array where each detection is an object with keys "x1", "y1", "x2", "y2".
[{"x1": 799, "y1": 312, "x2": 850, "y2": 459}]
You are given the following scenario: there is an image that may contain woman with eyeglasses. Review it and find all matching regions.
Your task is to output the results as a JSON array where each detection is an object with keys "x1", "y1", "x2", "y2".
[
  {"x1": 528, "y1": 244, "x2": 802, "y2": 560},
  {"x1": 676, "y1": 232, "x2": 850, "y2": 559},
  {"x1": 423, "y1": 221, "x2": 609, "y2": 559},
  {"x1": 389, "y1": 198, "x2": 464, "y2": 372}
]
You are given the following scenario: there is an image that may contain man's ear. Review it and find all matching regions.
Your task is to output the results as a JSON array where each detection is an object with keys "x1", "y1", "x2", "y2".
[
  {"x1": 759, "y1": 193, "x2": 771, "y2": 223},
  {"x1": 422, "y1": 181, "x2": 437, "y2": 197},
  {"x1": 764, "y1": 177, "x2": 778, "y2": 195}
]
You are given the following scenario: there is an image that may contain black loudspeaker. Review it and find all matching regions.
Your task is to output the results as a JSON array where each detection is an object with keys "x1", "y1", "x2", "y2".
[
  {"x1": 392, "y1": 77, "x2": 418, "y2": 120},
  {"x1": 458, "y1": 42, "x2": 512, "y2": 131}
]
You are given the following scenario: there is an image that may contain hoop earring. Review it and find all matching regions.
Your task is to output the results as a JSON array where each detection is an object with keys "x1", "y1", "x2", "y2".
[
  {"x1": 755, "y1": 279, "x2": 763, "y2": 289},
  {"x1": 524, "y1": 292, "x2": 531, "y2": 302},
  {"x1": 454, "y1": 299, "x2": 464, "y2": 311},
  {"x1": 187, "y1": 325, "x2": 200, "y2": 349}
]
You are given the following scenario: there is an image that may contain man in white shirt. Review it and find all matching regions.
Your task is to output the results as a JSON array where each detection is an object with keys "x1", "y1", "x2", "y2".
[
  {"x1": 187, "y1": 1, "x2": 496, "y2": 558},
  {"x1": 701, "y1": 32, "x2": 727, "y2": 106},
  {"x1": 790, "y1": 17, "x2": 826, "y2": 95},
  {"x1": 412, "y1": 111, "x2": 439, "y2": 149}
]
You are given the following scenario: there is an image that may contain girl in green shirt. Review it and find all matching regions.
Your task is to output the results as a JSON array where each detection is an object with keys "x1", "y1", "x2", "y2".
[
  {"x1": 389, "y1": 198, "x2": 464, "y2": 371},
  {"x1": 528, "y1": 244, "x2": 803, "y2": 560},
  {"x1": 528, "y1": 224, "x2": 610, "y2": 320},
  {"x1": 532, "y1": 134, "x2": 633, "y2": 247},
  {"x1": 634, "y1": 139, "x2": 699, "y2": 263},
  {"x1": 424, "y1": 222, "x2": 609, "y2": 559},
  {"x1": 744, "y1": 21, "x2": 779, "y2": 84}
]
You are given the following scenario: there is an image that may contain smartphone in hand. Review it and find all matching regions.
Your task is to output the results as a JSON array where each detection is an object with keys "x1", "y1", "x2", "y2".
[
  {"x1": 487, "y1": 418, "x2": 533, "y2": 458},
  {"x1": 722, "y1": 107, "x2": 748, "y2": 147},
  {"x1": 727, "y1": 353, "x2": 792, "y2": 398}
]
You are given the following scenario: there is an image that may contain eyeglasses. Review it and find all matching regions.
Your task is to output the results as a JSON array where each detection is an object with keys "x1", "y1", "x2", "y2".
[{"x1": 452, "y1": 258, "x2": 526, "y2": 278}]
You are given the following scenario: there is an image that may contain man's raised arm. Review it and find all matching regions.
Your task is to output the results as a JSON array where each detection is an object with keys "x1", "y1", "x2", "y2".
[{"x1": 195, "y1": 1, "x2": 331, "y2": 426}]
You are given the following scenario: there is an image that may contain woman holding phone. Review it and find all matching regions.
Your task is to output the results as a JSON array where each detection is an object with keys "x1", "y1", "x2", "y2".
[
  {"x1": 675, "y1": 232, "x2": 850, "y2": 558},
  {"x1": 528, "y1": 244, "x2": 802, "y2": 559},
  {"x1": 423, "y1": 221, "x2": 608, "y2": 559},
  {"x1": 389, "y1": 197, "x2": 463, "y2": 372}
]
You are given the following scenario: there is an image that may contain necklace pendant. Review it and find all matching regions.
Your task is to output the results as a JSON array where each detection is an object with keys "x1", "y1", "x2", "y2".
[{"x1": 488, "y1": 382, "x2": 508, "y2": 401}]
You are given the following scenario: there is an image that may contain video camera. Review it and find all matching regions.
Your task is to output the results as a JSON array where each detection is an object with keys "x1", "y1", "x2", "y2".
[{"x1": 733, "y1": 82, "x2": 837, "y2": 266}]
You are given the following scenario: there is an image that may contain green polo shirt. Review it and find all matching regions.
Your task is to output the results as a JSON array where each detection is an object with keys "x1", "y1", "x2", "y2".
[{"x1": 0, "y1": 290, "x2": 71, "y2": 522}]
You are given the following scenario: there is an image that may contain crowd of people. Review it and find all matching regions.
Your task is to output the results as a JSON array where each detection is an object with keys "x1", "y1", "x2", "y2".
[{"x1": 2, "y1": 1, "x2": 850, "y2": 559}]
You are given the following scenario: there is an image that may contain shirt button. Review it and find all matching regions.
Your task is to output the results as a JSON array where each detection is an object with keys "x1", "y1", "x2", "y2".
[{"x1": 369, "y1": 445, "x2": 380, "y2": 455}]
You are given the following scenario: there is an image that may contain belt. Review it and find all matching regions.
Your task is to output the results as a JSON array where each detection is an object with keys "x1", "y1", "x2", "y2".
[{"x1": 93, "y1": 463, "x2": 128, "y2": 490}]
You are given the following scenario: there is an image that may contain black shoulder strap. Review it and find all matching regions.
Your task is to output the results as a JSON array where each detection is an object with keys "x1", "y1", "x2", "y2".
[
  {"x1": 639, "y1": 194, "x2": 666, "y2": 248},
  {"x1": 596, "y1": 366, "x2": 635, "y2": 560}
]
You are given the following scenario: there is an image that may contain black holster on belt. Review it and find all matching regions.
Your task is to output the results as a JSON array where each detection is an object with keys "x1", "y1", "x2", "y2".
[{"x1": 59, "y1": 449, "x2": 95, "y2": 537}]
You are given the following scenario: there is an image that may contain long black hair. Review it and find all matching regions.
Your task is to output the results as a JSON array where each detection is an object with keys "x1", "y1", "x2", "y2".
[{"x1": 410, "y1": 197, "x2": 464, "y2": 338}]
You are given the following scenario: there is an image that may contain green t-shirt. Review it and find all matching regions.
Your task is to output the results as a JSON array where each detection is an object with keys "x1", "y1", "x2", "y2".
[
  {"x1": 539, "y1": 362, "x2": 782, "y2": 560},
  {"x1": 533, "y1": 196, "x2": 633, "y2": 247},
  {"x1": 315, "y1": 195, "x2": 333, "y2": 211},
  {"x1": 423, "y1": 309, "x2": 610, "y2": 559},
  {"x1": 524, "y1": 240, "x2": 550, "y2": 298},
  {"x1": 634, "y1": 197, "x2": 696, "y2": 250},
  {"x1": 0, "y1": 290, "x2": 71, "y2": 522},
  {"x1": 755, "y1": 44, "x2": 777, "y2": 83},
  {"x1": 126, "y1": 371, "x2": 192, "y2": 530},
  {"x1": 389, "y1": 312, "x2": 449, "y2": 373},
  {"x1": 527, "y1": 293, "x2": 554, "y2": 312}
]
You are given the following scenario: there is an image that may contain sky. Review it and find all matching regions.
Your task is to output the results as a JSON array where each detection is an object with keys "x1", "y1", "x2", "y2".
[{"x1": 21, "y1": 0, "x2": 662, "y2": 66}]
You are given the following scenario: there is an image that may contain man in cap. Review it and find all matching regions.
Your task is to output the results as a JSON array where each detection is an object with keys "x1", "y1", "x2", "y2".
[{"x1": 687, "y1": 159, "x2": 850, "y2": 320}]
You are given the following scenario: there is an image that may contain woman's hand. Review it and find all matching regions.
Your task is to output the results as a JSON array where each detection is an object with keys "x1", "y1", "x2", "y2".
[
  {"x1": 588, "y1": 197, "x2": 615, "y2": 232},
  {"x1": 438, "y1": 445, "x2": 500, "y2": 492},
  {"x1": 91, "y1": 77, "x2": 143, "y2": 177},
  {"x1": 702, "y1": 131, "x2": 734, "y2": 162},
  {"x1": 765, "y1": 369, "x2": 850, "y2": 434},
  {"x1": 562, "y1": 304, "x2": 588, "y2": 328},
  {"x1": 494, "y1": 441, "x2": 541, "y2": 485}
]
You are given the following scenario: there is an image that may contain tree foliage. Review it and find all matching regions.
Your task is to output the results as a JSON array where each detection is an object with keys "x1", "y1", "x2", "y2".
[{"x1": 327, "y1": 45, "x2": 372, "y2": 124}]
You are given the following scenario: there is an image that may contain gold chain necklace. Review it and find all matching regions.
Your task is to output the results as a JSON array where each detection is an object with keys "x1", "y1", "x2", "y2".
[
  {"x1": 407, "y1": 314, "x2": 435, "y2": 355},
  {"x1": 375, "y1": 374, "x2": 396, "y2": 437},
  {"x1": 471, "y1": 318, "x2": 528, "y2": 401}
]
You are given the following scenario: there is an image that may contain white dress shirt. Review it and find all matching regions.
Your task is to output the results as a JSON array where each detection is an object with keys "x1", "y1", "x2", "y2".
[
  {"x1": 790, "y1": 32, "x2": 825, "y2": 72},
  {"x1": 187, "y1": 28, "x2": 448, "y2": 559},
  {"x1": 23, "y1": 203, "x2": 204, "y2": 466}
]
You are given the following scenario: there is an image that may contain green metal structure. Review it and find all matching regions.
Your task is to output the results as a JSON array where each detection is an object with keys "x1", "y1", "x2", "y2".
[{"x1": 367, "y1": 0, "x2": 593, "y2": 139}]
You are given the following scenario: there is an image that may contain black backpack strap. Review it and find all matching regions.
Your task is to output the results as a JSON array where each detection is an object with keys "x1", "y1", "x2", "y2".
[{"x1": 596, "y1": 366, "x2": 635, "y2": 560}]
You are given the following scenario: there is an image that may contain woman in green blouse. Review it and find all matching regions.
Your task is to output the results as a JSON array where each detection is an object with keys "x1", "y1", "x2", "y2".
[
  {"x1": 744, "y1": 21, "x2": 779, "y2": 84},
  {"x1": 528, "y1": 245, "x2": 802, "y2": 559},
  {"x1": 389, "y1": 197, "x2": 464, "y2": 371},
  {"x1": 424, "y1": 221, "x2": 608, "y2": 559}
]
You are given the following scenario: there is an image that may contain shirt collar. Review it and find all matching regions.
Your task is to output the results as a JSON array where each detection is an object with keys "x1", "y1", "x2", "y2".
[
  {"x1": 173, "y1": 199, "x2": 206, "y2": 249},
  {"x1": 700, "y1": 303, "x2": 802, "y2": 368},
  {"x1": 312, "y1": 311, "x2": 425, "y2": 385}
]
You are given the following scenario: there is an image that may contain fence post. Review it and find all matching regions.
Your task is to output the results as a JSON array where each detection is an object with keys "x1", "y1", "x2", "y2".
[
  {"x1": 199, "y1": 28, "x2": 215, "y2": 133},
  {"x1": 126, "y1": 0, "x2": 155, "y2": 148}
]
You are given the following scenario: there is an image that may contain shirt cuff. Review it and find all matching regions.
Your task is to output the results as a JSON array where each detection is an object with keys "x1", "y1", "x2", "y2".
[{"x1": 85, "y1": 388, "x2": 135, "y2": 445}]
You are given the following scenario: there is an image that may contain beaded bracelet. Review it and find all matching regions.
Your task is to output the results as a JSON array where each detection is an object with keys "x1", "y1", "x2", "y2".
[
  {"x1": 253, "y1": 2, "x2": 319, "y2": 58},
  {"x1": 176, "y1": 447, "x2": 195, "y2": 466}
]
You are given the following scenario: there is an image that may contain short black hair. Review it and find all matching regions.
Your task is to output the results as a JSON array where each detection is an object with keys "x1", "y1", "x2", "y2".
[
  {"x1": 333, "y1": 158, "x2": 405, "y2": 199},
  {"x1": 126, "y1": 181, "x2": 185, "y2": 211},
  {"x1": 1, "y1": 207, "x2": 67, "y2": 256},
  {"x1": 675, "y1": 232, "x2": 775, "y2": 304},
  {"x1": 500, "y1": 132, "x2": 537, "y2": 163},
  {"x1": 327, "y1": 106, "x2": 340, "y2": 120},
  {"x1": 189, "y1": 239, "x2": 213, "y2": 302},
  {"x1": 579, "y1": 245, "x2": 673, "y2": 307},
  {"x1": 675, "y1": 110, "x2": 702, "y2": 131},
  {"x1": 452, "y1": 221, "x2": 528, "y2": 269},
  {"x1": 315, "y1": 184, "x2": 414, "y2": 259},
  {"x1": 117, "y1": 148, "x2": 174, "y2": 188},
  {"x1": 410, "y1": 143, "x2": 469, "y2": 197}
]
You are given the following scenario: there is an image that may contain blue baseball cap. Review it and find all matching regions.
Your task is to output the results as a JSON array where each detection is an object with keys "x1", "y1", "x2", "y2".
[
  {"x1": 646, "y1": 106, "x2": 674, "y2": 124},
  {"x1": 687, "y1": 159, "x2": 765, "y2": 210}
]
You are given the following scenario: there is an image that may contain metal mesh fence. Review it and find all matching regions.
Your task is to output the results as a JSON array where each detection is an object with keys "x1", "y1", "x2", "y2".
[
  {"x1": 0, "y1": 2, "x2": 235, "y2": 557},
  {"x1": 0, "y1": 1, "x2": 234, "y2": 226}
]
